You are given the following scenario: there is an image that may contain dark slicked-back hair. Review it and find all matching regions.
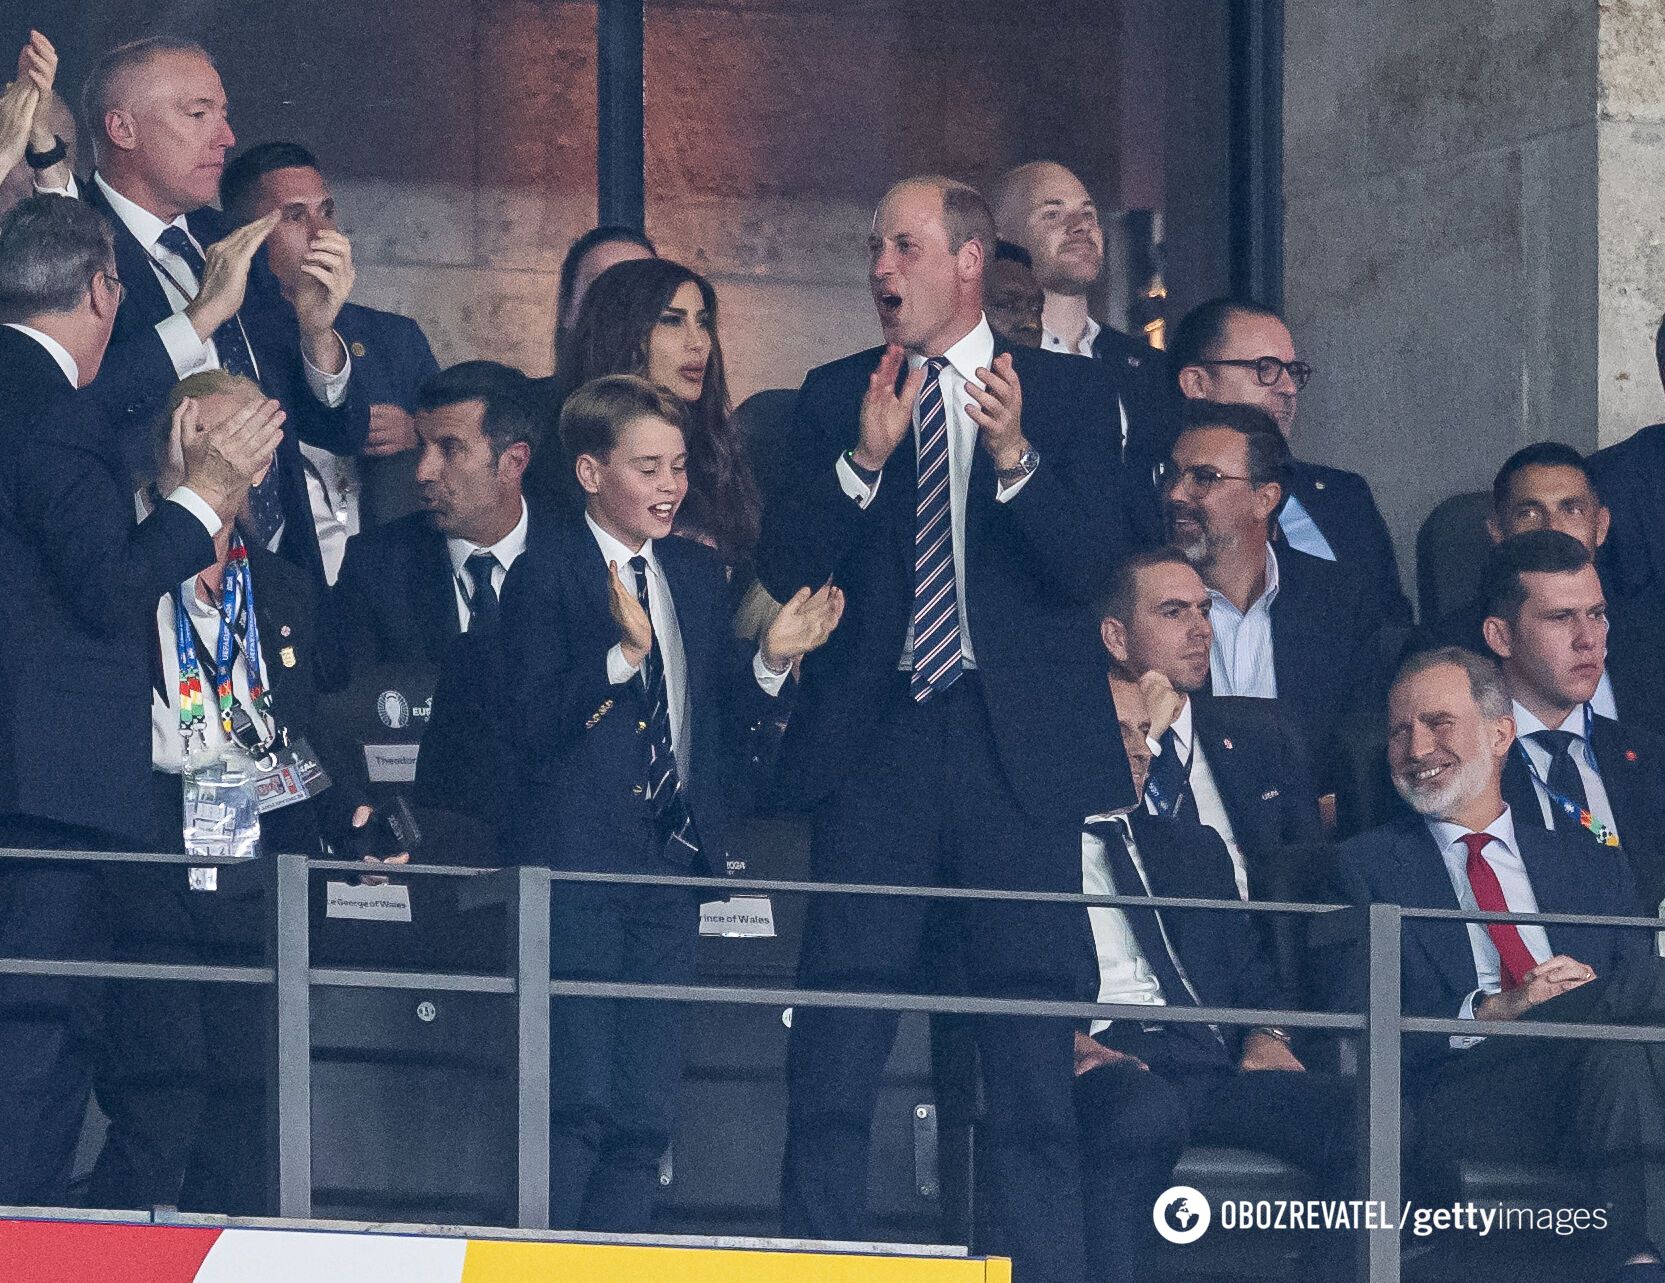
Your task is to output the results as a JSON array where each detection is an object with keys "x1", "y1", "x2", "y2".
[
  {"x1": 415, "y1": 361, "x2": 542, "y2": 458},
  {"x1": 219, "y1": 141, "x2": 321, "y2": 220},
  {"x1": 0, "y1": 195, "x2": 114, "y2": 323},
  {"x1": 1178, "y1": 398, "x2": 1292, "y2": 491},
  {"x1": 1490, "y1": 441, "x2": 1599, "y2": 513},
  {"x1": 84, "y1": 36, "x2": 214, "y2": 152},
  {"x1": 560, "y1": 373, "x2": 689, "y2": 462},
  {"x1": 555, "y1": 226, "x2": 658, "y2": 346},
  {"x1": 1478, "y1": 530, "x2": 1594, "y2": 625},
  {"x1": 1394, "y1": 645, "x2": 1511, "y2": 720},
  {"x1": 1098, "y1": 547, "x2": 1200, "y2": 624},
  {"x1": 1168, "y1": 297, "x2": 1283, "y2": 380}
]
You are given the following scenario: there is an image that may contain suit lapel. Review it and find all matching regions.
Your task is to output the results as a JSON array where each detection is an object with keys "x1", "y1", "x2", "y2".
[
  {"x1": 1592, "y1": 716, "x2": 1642, "y2": 837},
  {"x1": 1393, "y1": 823, "x2": 1482, "y2": 1001},
  {"x1": 414, "y1": 524, "x2": 461, "y2": 655},
  {"x1": 85, "y1": 180, "x2": 173, "y2": 332}
]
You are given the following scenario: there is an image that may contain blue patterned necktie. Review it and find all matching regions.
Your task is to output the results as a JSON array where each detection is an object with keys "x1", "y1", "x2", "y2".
[
  {"x1": 156, "y1": 225, "x2": 285, "y2": 547},
  {"x1": 630, "y1": 556, "x2": 701, "y2": 865},
  {"x1": 1530, "y1": 729, "x2": 1591, "y2": 816},
  {"x1": 1145, "y1": 728, "x2": 1198, "y2": 825},
  {"x1": 909, "y1": 358, "x2": 962, "y2": 702}
]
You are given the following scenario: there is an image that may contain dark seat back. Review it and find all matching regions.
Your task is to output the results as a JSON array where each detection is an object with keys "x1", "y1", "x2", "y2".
[{"x1": 1416, "y1": 491, "x2": 1491, "y2": 622}]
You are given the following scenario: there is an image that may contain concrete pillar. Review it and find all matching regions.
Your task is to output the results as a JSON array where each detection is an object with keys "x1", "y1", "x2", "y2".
[{"x1": 1283, "y1": 1, "x2": 1665, "y2": 599}]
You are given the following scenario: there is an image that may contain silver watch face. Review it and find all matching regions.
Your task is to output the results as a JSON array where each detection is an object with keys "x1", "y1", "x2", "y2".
[{"x1": 1019, "y1": 447, "x2": 1039, "y2": 472}]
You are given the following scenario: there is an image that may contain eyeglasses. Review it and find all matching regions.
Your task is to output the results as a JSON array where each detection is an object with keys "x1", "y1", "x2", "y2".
[
  {"x1": 96, "y1": 270, "x2": 125, "y2": 304},
  {"x1": 1194, "y1": 356, "x2": 1312, "y2": 390},
  {"x1": 1154, "y1": 460, "x2": 1256, "y2": 495}
]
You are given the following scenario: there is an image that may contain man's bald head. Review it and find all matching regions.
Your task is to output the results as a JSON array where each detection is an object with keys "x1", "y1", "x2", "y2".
[{"x1": 990, "y1": 161, "x2": 1102, "y2": 297}]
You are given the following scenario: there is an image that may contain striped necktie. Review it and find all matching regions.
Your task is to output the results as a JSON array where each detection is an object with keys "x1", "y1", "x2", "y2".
[
  {"x1": 630, "y1": 556, "x2": 702, "y2": 866},
  {"x1": 910, "y1": 357, "x2": 962, "y2": 702}
]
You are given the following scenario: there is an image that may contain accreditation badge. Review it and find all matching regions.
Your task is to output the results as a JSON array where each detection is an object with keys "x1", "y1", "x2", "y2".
[
  {"x1": 251, "y1": 734, "x2": 334, "y2": 814},
  {"x1": 183, "y1": 749, "x2": 265, "y2": 886}
]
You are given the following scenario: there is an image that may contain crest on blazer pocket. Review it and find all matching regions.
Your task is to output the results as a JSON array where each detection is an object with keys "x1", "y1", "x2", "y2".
[{"x1": 1261, "y1": 788, "x2": 1279, "y2": 801}]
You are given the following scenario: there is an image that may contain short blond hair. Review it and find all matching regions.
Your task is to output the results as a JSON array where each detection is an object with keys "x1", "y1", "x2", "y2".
[{"x1": 149, "y1": 370, "x2": 263, "y2": 482}]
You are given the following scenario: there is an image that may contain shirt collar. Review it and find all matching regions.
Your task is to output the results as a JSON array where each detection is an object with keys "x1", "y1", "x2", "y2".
[
  {"x1": 1511, "y1": 700, "x2": 1583, "y2": 740},
  {"x1": 583, "y1": 509, "x2": 659, "y2": 579},
  {"x1": 447, "y1": 497, "x2": 530, "y2": 578},
  {"x1": 908, "y1": 314, "x2": 995, "y2": 386},
  {"x1": 1426, "y1": 803, "x2": 1520, "y2": 864},
  {"x1": 94, "y1": 172, "x2": 192, "y2": 254},
  {"x1": 1207, "y1": 543, "x2": 1281, "y2": 616},
  {"x1": 3, "y1": 323, "x2": 79, "y2": 386},
  {"x1": 1163, "y1": 696, "x2": 1195, "y2": 760},
  {"x1": 1041, "y1": 314, "x2": 1100, "y2": 357}
]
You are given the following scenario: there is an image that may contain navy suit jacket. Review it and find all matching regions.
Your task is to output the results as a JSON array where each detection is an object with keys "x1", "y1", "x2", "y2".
[
  {"x1": 335, "y1": 301, "x2": 439, "y2": 527},
  {"x1": 333, "y1": 510, "x2": 462, "y2": 667},
  {"x1": 1500, "y1": 715, "x2": 1665, "y2": 912},
  {"x1": 1589, "y1": 422, "x2": 1665, "y2": 603},
  {"x1": 1285, "y1": 460, "x2": 1411, "y2": 626},
  {"x1": 1335, "y1": 812, "x2": 1648, "y2": 1068},
  {"x1": 756, "y1": 340, "x2": 1137, "y2": 827},
  {"x1": 1091, "y1": 324, "x2": 1179, "y2": 476},
  {"x1": 501, "y1": 513, "x2": 775, "y2": 873},
  {"x1": 79, "y1": 178, "x2": 369, "y2": 584},
  {"x1": 0, "y1": 327, "x2": 216, "y2": 844},
  {"x1": 1123, "y1": 810, "x2": 1290, "y2": 1061}
]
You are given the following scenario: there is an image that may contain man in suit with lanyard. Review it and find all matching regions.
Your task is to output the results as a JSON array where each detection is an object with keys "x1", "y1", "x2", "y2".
[
  {"x1": 1477, "y1": 531, "x2": 1665, "y2": 916},
  {"x1": 0, "y1": 196, "x2": 282, "y2": 1206},
  {"x1": 35, "y1": 36, "x2": 366, "y2": 585},
  {"x1": 759, "y1": 175, "x2": 1135, "y2": 1283}
]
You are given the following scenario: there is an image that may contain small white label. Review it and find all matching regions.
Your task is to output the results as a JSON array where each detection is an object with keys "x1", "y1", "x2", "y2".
[
  {"x1": 699, "y1": 895, "x2": 776, "y2": 938},
  {"x1": 363, "y1": 743, "x2": 420, "y2": 784},
  {"x1": 325, "y1": 880, "x2": 413, "y2": 922}
]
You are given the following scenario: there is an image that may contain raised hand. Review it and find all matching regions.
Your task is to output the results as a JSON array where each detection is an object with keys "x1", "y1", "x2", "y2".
[
  {"x1": 1139, "y1": 670, "x2": 1186, "y2": 742},
  {"x1": 0, "y1": 70, "x2": 41, "y2": 176},
  {"x1": 760, "y1": 583, "x2": 845, "y2": 672},
  {"x1": 968, "y1": 352, "x2": 1028, "y2": 472},
  {"x1": 364, "y1": 404, "x2": 418, "y2": 458},
  {"x1": 608, "y1": 561, "x2": 653, "y2": 669},
  {"x1": 291, "y1": 229, "x2": 355, "y2": 352},
  {"x1": 179, "y1": 394, "x2": 288, "y2": 523},
  {"x1": 853, "y1": 345, "x2": 925, "y2": 473},
  {"x1": 185, "y1": 211, "x2": 282, "y2": 342}
]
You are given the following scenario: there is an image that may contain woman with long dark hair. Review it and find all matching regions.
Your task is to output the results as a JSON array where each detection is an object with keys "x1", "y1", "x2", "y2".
[{"x1": 532, "y1": 257, "x2": 761, "y2": 565}]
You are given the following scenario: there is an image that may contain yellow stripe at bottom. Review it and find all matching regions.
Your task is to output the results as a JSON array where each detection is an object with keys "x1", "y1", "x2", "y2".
[{"x1": 461, "y1": 1240, "x2": 1009, "y2": 1282}]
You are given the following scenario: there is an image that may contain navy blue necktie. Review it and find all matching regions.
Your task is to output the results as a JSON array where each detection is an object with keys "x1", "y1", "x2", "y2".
[
  {"x1": 156, "y1": 225, "x2": 284, "y2": 547},
  {"x1": 1530, "y1": 729, "x2": 1591, "y2": 816},
  {"x1": 910, "y1": 358, "x2": 961, "y2": 701},
  {"x1": 631, "y1": 556, "x2": 701, "y2": 865},
  {"x1": 1085, "y1": 816, "x2": 1223, "y2": 1052},
  {"x1": 1145, "y1": 728, "x2": 1197, "y2": 824},
  {"x1": 463, "y1": 551, "x2": 499, "y2": 632}
]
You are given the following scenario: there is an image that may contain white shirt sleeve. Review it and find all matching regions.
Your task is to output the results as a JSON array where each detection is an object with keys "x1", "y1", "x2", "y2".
[
  {"x1": 301, "y1": 334, "x2": 352, "y2": 408},
  {"x1": 752, "y1": 650, "x2": 791, "y2": 696},
  {"x1": 159, "y1": 312, "x2": 214, "y2": 379},
  {"x1": 34, "y1": 173, "x2": 76, "y2": 197},
  {"x1": 162, "y1": 486, "x2": 223, "y2": 539},
  {"x1": 994, "y1": 468, "x2": 1035, "y2": 503},
  {"x1": 835, "y1": 454, "x2": 881, "y2": 508},
  {"x1": 607, "y1": 644, "x2": 642, "y2": 686},
  {"x1": 1450, "y1": 988, "x2": 1487, "y2": 1050}
]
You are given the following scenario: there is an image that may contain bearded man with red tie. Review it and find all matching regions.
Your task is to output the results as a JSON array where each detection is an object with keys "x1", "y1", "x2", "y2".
[{"x1": 1336, "y1": 646, "x2": 1665, "y2": 1282}]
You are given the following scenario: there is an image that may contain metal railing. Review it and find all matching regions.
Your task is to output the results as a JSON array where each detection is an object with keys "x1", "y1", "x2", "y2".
[{"x1": 2, "y1": 845, "x2": 1663, "y2": 1283}]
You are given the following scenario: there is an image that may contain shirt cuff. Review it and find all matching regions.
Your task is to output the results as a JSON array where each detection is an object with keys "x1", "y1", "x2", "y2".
[
  {"x1": 159, "y1": 311, "x2": 214, "y2": 379},
  {"x1": 753, "y1": 649, "x2": 791, "y2": 696},
  {"x1": 606, "y1": 643, "x2": 641, "y2": 686},
  {"x1": 1450, "y1": 988, "x2": 1488, "y2": 1050},
  {"x1": 34, "y1": 173, "x2": 76, "y2": 197},
  {"x1": 835, "y1": 454, "x2": 880, "y2": 508},
  {"x1": 995, "y1": 467, "x2": 1035, "y2": 503},
  {"x1": 164, "y1": 486, "x2": 223, "y2": 539},
  {"x1": 302, "y1": 336, "x2": 351, "y2": 407}
]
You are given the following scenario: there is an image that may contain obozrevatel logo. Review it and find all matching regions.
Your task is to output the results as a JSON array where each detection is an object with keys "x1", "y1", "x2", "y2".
[{"x1": 1154, "y1": 1185, "x2": 1212, "y2": 1244}]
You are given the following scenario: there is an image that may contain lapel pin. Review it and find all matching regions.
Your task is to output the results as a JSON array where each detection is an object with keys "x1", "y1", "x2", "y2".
[
  {"x1": 280, "y1": 625, "x2": 292, "y2": 637},
  {"x1": 350, "y1": 341, "x2": 367, "y2": 358},
  {"x1": 279, "y1": 646, "x2": 297, "y2": 669},
  {"x1": 1221, "y1": 737, "x2": 1234, "y2": 750},
  {"x1": 1314, "y1": 479, "x2": 1326, "y2": 491},
  {"x1": 1626, "y1": 749, "x2": 1638, "y2": 761}
]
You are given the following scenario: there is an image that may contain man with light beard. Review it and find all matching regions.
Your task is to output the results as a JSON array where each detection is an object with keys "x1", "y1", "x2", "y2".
[
  {"x1": 1336, "y1": 647, "x2": 1665, "y2": 1283},
  {"x1": 1160, "y1": 397, "x2": 1388, "y2": 784}
]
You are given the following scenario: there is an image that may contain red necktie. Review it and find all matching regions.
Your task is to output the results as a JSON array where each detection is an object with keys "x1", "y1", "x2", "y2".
[{"x1": 1459, "y1": 832, "x2": 1538, "y2": 990}]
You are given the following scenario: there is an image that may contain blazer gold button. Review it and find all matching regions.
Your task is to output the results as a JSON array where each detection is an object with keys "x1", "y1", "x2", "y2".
[
  {"x1": 1314, "y1": 479, "x2": 1326, "y2": 490},
  {"x1": 637, "y1": 720, "x2": 648, "y2": 732},
  {"x1": 350, "y1": 340, "x2": 367, "y2": 358},
  {"x1": 632, "y1": 785, "x2": 645, "y2": 796}
]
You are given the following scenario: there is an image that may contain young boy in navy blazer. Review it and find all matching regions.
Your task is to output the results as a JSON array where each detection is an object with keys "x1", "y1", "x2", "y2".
[{"x1": 500, "y1": 374, "x2": 842, "y2": 1231}]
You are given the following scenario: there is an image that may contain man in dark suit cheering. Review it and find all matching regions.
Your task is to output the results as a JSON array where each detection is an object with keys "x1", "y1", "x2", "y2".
[
  {"x1": 759, "y1": 175, "x2": 1135, "y2": 1283},
  {"x1": 1336, "y1": 648, "x2": 1665, "y2": 1281},
  {"x1": 1476, "y1": 531, "x2": 1665, "y2": 913},
  {"x1": 0, "y1": 195, "x2": 282, "y2": 1206},
  {"x1": 43, "y1": 36, "x2": 366, "y2": 584}
]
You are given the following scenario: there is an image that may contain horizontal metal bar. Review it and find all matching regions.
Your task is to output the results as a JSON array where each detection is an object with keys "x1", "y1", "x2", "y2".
[
  {"x1": 0, "y1": 957, "x2": 271, "y2": 983},
  {"x1": 1401, "y1": 1016, "x2": 1665, "y2": 1043},
  {"x1": 1400, "y1": 904, "x2": 1664, "y2": 930},
  {"x1": 306, "y1": 860, "x2": 505, "y2": 879},
  {"x1": 545, "y1": 977, "x2": 1364, "y2": 1031},
  {"x1": 0, "y1": 846, "x2": 277, "y2": 866},
  {"x1": 309, "y1": 967, "x2": 513, "y2": 995}
]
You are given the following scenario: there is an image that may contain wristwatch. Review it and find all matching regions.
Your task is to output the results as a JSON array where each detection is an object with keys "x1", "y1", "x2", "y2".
[
  {"x1": 843, "y1": 449, "x2": 881, "y2": 485},
  {"x1": 996, "y1": 445, "x2": 1040, "y2": 484},
  {"x1": 1250, "y1": 1025, "x2": 1292, "y2": 1044},
  {"x1": 24, "y1": 135, "x2": 67, "y2": 171}
]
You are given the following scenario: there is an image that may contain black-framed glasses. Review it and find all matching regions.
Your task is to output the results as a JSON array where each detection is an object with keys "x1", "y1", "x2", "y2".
[
  {"x1": 96, "y1": 270, "x2": 124, "y2": 304},
  {"x1": 1153, "y1": 460, "x2": 1256, "y2": 495},
  {"x1": 1195, "y1": 356, "x2": 1312, "y2": 389}
]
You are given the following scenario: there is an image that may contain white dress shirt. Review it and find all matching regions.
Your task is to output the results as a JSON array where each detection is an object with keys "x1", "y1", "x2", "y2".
[
  {"x1": 447, "y1": 499, "x2": 530, "y2": 632},
  {"x1": 87, "y1": 174, "x2": 350, "y2": 408},
  {"x1": 1041, "y1": 313, "x2": 1132, "y2": 452},
  {"x1": 1081, "y1": 813, "x2": 1168, "y2": 1034},
  {"x1": 1145, "y1": 698, "x2": 1250, "y2": 898},
  {"x1": 1427, "y1": 807, "x2": 1553, "y2": 1047},
  {"x1": 1208, "y1": 543, "x2": 1280, "y2": 699},
  {"x1": 586, "y1": 515, "x2": 788, "y2": 773},
  {"x1": 1511, "y1": 701, "x2": 1617, "y2": 839},
  {"x1": 302, "y1": 445, "x2": 362, "y2": 585},
  {"x1": 834, "y1": 315, "x2": 1031, "y2": 670}
]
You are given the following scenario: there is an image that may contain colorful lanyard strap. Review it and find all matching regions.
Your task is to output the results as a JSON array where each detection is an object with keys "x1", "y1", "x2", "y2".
[
  {"x1": 175, "y1": 534, "x2": 274, "y2": 750},
  {"x1": 1515, "y1": 705, "x2": 1619, "y2": 848}
]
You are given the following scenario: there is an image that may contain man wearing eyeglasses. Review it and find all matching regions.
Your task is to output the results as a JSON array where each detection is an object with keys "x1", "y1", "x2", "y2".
[
  {"x1": 1159, "y1": 399, "x2": 1394, "y2": 788},
  {"x1": 1170, "y1": 298, "x2": 1411, "y2": 627}
]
